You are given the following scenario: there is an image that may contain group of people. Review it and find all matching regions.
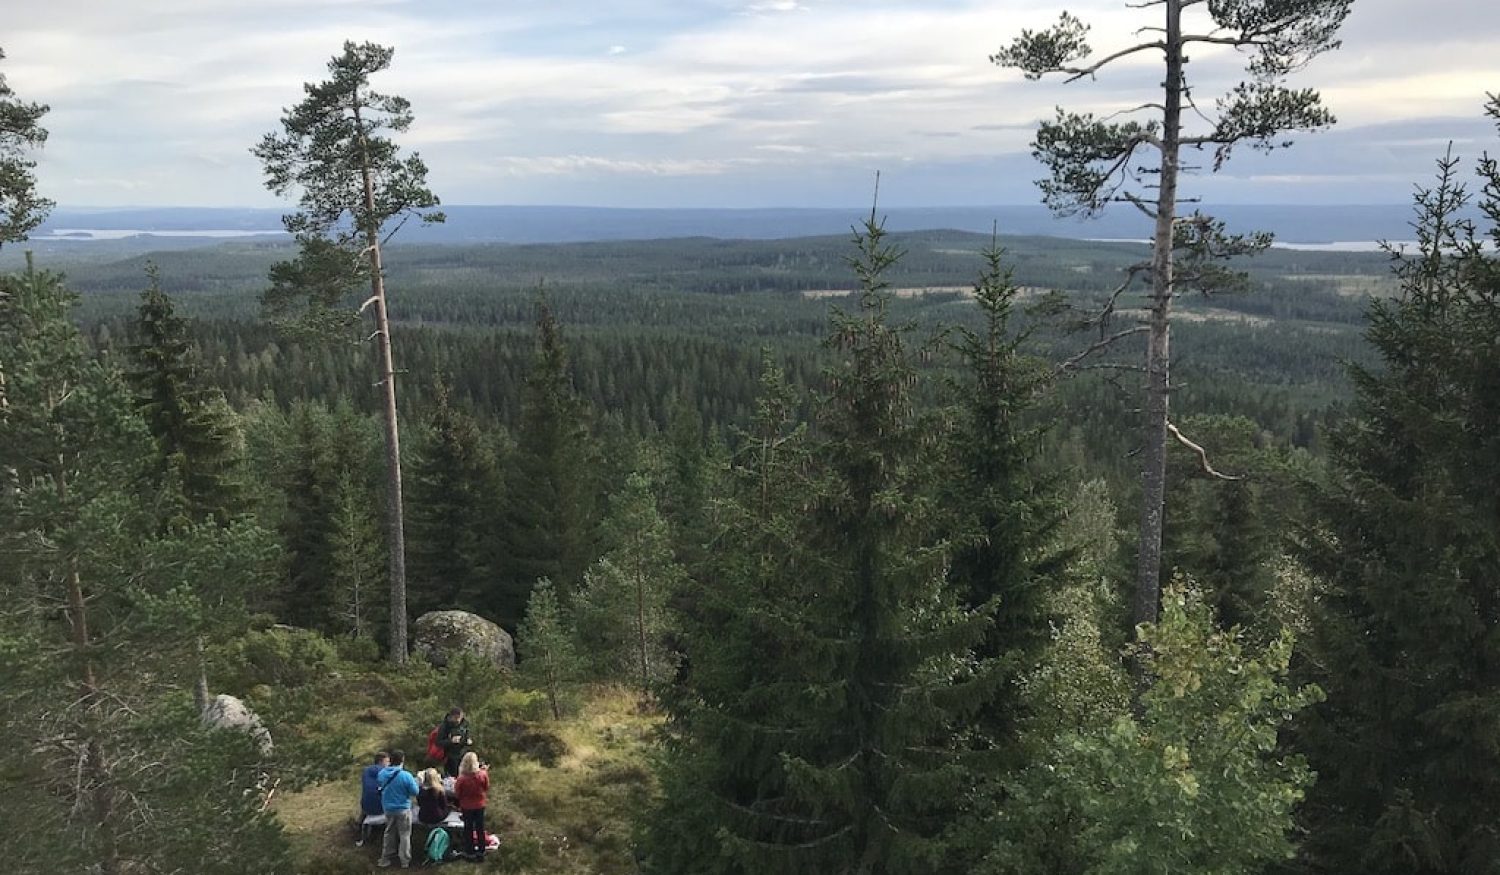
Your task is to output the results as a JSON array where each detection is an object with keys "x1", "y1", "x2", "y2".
[{"x1": 358, "y1": 708, "x2": 491, "y2": 868}]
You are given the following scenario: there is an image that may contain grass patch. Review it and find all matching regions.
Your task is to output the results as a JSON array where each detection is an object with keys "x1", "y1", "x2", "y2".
[{"x1": 270, "y1": 673, "x2": 659, "y2": 874}]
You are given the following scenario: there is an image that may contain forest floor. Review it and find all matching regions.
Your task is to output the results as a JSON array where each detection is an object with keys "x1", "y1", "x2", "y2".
[{"x1": 275, "y1": 680, "x2": 660, "y2": 875}]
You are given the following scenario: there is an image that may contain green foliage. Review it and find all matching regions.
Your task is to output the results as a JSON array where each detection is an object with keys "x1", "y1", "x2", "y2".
[
  {"x1": 127, "y1": 264, "x2": 244, "y2": 527},
  {"x1": 500, "y1": 298, "x2": 603, "y2": 622},
  {"x1": 253, "y1": 41, "x2": 442, "y2": 320},
  {"x1": 215, "y1": 626, "x2": 339, "y2": 691},
  {"x1": 519, "y1": 578, "x2": 584, "y2": 720},
  {"x1": 575, "y1": 473, "x2": 685, "y2": 695},
  {"x1": 327, "y1": 467, "x2": 385, "y2": 639},
  {"x1": 649, "y1": 215, "x2": 1000, "y2": 874},
  {"x1": 1162, "y1": 414, "x2": 1311, "y2": 633},
  {"x1": 436, "y1": 649, "x2": 511, "y2": 717},
  {"x1": 1295, "y1": 116, "x2": 1500, "y2": 874},
  {"x1": 0, "y1": 259, "x2": 313, "y2": 873},
  {"x1": 0, "y1": 46, "x2": 51, "y2": 246},
  {"x1": 940, "y1": 239, "x2": 1064, "y2": 755},
  {"x1": 408, "y1": 384, "x2": 502, "y2": 616},
  {"x1": 270, "y1": 400, "x2": 384, "y2": 634},
  {"x1": 985, "y1": 585, "x2": 1319, "y2": 875}
]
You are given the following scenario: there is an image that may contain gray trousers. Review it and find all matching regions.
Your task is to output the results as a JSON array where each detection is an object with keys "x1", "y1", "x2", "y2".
[{"x1": 380, "y1": 808, "x2": 413, "y2": 866}]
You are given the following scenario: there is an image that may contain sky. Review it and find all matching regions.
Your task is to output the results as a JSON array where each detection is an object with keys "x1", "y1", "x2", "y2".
[{"x1": 6, "y1": 0, "x2": 1499, "y2": 209}]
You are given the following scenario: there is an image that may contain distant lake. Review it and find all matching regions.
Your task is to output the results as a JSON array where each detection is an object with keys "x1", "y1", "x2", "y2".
[
  {"x1": 36, "y1": 228, "x2": 286, "y2": 240},
  {"x1": 1088, "y1": 237, "x2": 1404, "y2": 253}
]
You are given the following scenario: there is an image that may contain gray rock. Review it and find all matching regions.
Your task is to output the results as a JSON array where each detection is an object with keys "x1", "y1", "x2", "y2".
[
  {"x1": 201, "y1": 693, "x2": 273, "y2": 754},
  {"x1": 413, "y1": 610, "x2": 515, "y2": 672}
]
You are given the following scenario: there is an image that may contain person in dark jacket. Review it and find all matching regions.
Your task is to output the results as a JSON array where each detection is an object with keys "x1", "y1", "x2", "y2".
[
  {"x1": 360, "y1": 751, "x2": 390, "y2": 818},
  {"x1": 357, "y1": 751, "x2": 390, "y2": 846},
  {"x1": 438, "y1": 707, "x2": 472, "y2": 778},
  {"x1": 415, "y1": 768, "x2": 452, "y2": 825}
]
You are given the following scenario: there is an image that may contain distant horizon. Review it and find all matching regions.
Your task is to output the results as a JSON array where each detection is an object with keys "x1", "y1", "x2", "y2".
[
  {"x1": 45, "y1": 201, "x2": 1416, "y2": 212},
  {"x1": 22, "y1": 203, "x2": 1440, "y2": 249}
]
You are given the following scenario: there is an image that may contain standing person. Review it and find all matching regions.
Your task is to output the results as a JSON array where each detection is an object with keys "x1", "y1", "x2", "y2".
[
  {"x1": 377, "y1": 749, "x2": 421, "y2": 869},
  {"x1": 360, "y1": 751, "x2": 391, "y2": 817},
  {"x1": 454, "y1": 752, "x2": 491, "y2": 861},
  {"x1": 439, "y1": 707, "x2": 472, "y2": 778},
  {"x1": 415, "y1": 768, "x2": 452, "y2": 826},
  {"x1": 357, "y1": 751, "x2": 390, "y2": 846}
]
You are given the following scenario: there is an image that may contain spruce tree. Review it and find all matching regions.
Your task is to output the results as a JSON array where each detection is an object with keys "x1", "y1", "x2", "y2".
[
  {"x1": 646, "y1": 352, "x2": 819, "y2": 875},
  {"x1": 1295, "y1": 113, "x2": 1500, "y2": 874},
  {"x1": 408, "y1": 384, "x2": 501, "y2": 617},
  {"x1": 127, "y1": 265, "x2": 242, "y2": 527},
  {"x1": 499, "y1": 299, "x2": 600, "y2": 623},
  {"x1": 941, "y1": 239, "x2": 1064, "y2": 755},
  {"x1": 650, "y1": 214, "x2": 999, "y2": 873},
  {"x1": 328, "y1": 465, "x2": 385, "y2": 639},
  {"x1": 277, "y1": 402, "x2": 342, "y2": 632}
]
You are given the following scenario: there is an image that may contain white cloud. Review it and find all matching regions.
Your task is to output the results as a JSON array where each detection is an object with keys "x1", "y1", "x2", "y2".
[{"x1": 3, "y1": 0, "x2": 1496, "y2": 207}]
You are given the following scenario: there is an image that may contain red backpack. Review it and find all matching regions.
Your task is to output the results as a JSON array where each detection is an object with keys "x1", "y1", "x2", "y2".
[{"x1": 426, "y1": 726, "x2": 443, "y2": 763}]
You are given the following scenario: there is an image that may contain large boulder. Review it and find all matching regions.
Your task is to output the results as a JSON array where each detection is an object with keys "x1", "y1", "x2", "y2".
[
  {"x1": 413, "y1": 610, "x2": 515, "y2": 672},
  {"x1": 201, "y1": 693, "x2": 273, "y2": 754}
]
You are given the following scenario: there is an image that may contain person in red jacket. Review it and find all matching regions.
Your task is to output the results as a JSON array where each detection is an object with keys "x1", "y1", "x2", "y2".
[{"x1": 454, "y1": 751, "x2": 490, "y2": 859}]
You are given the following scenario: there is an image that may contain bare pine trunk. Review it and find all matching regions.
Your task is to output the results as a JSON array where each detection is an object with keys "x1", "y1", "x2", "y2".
[
  {"x1": 355, "y1": 106, "x2": 409, "y2": 665},
  {"x1": 636, "y1": 569, "x2": 650, "y2": 697},
  {"x1": 1134, "y1": 0, "x2": 1184, "y2": 630},
  {"x1": 370, "y1": 252, "x2": 408, "y2": 663},
  {"x1": 57, "y1": 467, "x2": 118, "y2": 873},
  {"x1": 193, "y1": 636, "x2": 210, "y2": 713},
  {"x1": 546, "y1": 658, "x2": 561, "y2": 721}
]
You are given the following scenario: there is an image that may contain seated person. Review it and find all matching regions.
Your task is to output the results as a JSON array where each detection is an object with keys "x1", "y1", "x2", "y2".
[{"x1": 415, "y1": 768, "x2": 452, "y2": 826}]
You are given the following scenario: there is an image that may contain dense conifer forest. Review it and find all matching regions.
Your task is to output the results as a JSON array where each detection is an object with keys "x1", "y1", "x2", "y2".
[{"x1": 3, "y1": 22, "x2": 1499, "y2": 875}]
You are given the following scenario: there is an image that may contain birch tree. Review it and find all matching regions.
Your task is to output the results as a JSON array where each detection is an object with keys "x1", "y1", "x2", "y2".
[
  {"x1": 993, "y1": 0, "x2": 1349, "y2": 628},
  {"x1": 253, "y1": 41, "x2": 443, "y2": 662}
]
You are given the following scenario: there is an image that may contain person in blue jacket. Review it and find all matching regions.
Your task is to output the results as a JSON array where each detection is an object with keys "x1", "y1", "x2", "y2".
[{"x1": 376, "y1": 749, "x2": 422, "y2": 868}]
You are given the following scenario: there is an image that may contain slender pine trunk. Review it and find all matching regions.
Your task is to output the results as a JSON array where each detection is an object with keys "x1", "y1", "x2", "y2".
[
  {"x1": 56, "y1": 466, "x2": 118, "y2": 874},
  {"x1": 1134, "y1": 0, "x2": 1183, "y2": 631},
  {"x1": 354, "y1": 103, "x2": 409, "y2": 664},
  {"x1": 635, "y1": 567, "x2": 650, "y2": 697}
]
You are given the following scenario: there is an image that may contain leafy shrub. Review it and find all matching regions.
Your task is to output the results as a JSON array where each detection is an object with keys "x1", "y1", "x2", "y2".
[
  {"x1": 333, "y1": 634, "x2": 381, "y2": 666},
  {"x1": 213, "y1": 626, "x2": 337, "y2": 691}
]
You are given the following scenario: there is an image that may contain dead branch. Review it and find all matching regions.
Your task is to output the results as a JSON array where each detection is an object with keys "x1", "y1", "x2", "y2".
[
  {"x1": 1056, "y1": 325, "x2": 1150, "y2": 375},
  {"x1": 1167, "y1": 421, "x2": 1245, "y2": 481},
  {"x1": 1060, "y1": 41, "x2": 1166, "y2": 82}
]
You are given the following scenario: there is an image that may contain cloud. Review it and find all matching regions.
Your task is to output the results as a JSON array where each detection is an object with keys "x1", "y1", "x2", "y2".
[{"x1": 4, "y1": 0, "x2": 1497, "y2": 207}]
